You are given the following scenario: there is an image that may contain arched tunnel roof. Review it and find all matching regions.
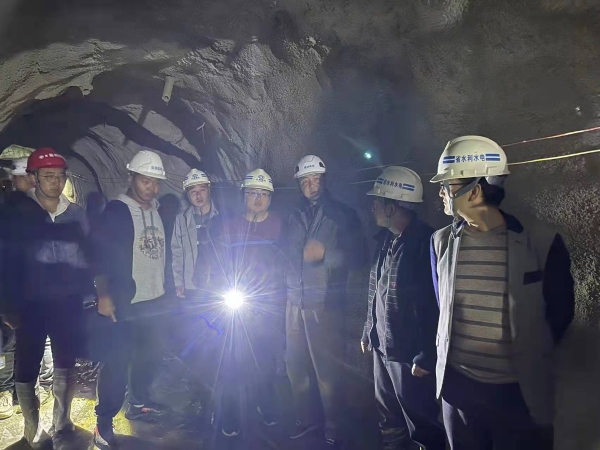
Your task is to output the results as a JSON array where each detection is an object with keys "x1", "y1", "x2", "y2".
[{"x1": 2, "y1": 1, "x2": 600, "y2": 448}]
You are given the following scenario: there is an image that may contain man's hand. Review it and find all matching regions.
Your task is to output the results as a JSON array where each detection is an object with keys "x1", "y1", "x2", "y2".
[
  {"x1": 360, "y1": 341, "x2": 369, "y2": 353},
  {"x1": 98, "y1": 296, "x2": 117, "y2": 323},
  {"x1": 3, "y1": 314, "x2": 20, "y2": 330},
  {"x1": 304, "y1": 239, "x2": 325, "y2": 263},
  {"x1": 175, "y1": 286, "x2": 186, "y2": 298},
  {"x1": 411, "y1": 364, "x2": 430, "y2": 378}
]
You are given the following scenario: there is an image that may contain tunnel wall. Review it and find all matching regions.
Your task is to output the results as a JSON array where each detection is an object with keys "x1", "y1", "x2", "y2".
[{"x1": 2, "y1": 1, "x2": 600, "y2": 448}]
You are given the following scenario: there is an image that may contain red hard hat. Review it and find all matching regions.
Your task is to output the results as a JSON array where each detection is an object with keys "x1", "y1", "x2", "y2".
[{"x1": 27, "y1": 148, "x2": 68, "y2": 172}]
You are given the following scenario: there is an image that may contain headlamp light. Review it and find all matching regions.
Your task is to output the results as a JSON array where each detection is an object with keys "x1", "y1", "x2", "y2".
[{"x1": 224, "y1": 290, "x2": 245, "y2": 309}]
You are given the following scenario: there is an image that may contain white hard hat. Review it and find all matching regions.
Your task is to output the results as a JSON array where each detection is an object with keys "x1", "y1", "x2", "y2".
[
  {"x1": 367, "y1": 166, "x2": 423, "y2": 203},
  {"x1": 242, "y1": 169, "x2": 274, "y2": 192},
  {"x1": 183, "y1": 169, "x2": 210, "y2": 189},
  {"x1": 294, "y1": 155, "x2": 326, "y2": 179},
  {"x1": 430, "y1": 135, "x2": 510, "y2": 183},
  {"x1": 11, "y1": 158, "x2": 29, "y2": 176},
  {"x1": 126, "y1": 150, "x2": 166, "y2": 180}
]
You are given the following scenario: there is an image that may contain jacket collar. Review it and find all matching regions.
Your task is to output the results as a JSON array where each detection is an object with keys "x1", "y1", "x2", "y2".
[
  {"x1": 27, "y1": 189, "x2": 71, "y2": 221},
  {"x1": 453, "y1": 209, "x2": 523, "y2": 235},
  {"x1": 183, "y1": 200, "x2": 219, "y2": 220},
  {"x1": 297, "y1": 189, "x2": 333, "y2": 211},
  {"x1": 374, "y1": 215, "x2": 423, "y2": 243}
]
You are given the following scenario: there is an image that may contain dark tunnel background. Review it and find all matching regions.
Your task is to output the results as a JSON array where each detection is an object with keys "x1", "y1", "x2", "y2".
[{"x1": 2, "y1": 0, "x2": 600, "y2": 448}]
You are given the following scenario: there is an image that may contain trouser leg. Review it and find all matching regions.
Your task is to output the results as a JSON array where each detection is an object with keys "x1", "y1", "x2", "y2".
[
  {"x1": 39, "y1": 337, "x2": 54, "y2": 390},
  {"x1": 95, "y1": 322, "x2": 130, "y2": 426},
  {"x1": 442, "y1": 398, "x2": 490, "y2": 450},
  {"x1": 128, "y1": 304, "x2": 167, "y2": 406},
  {"x1": 442, "y1": 366, "x2": 554, "y2": 450},
  {"x1": 254, "y1": 331, "x2": 277, "y2": 418},
  {"x1": 285, "y1": 303, "x2": 317, "y2": 426},
  {"x1": 385, "y1": 360, "x2": 446, "y2": 450},
  {"x1": 0, "y1": 322, "x2": 15, "y2": 393},
  {"x1": 15, "y1": 308, "x2": 47, "y2": 383},
  {"x1": 487, "y1": 382, "x2": 554, "y2": 450},
  {"x1": 303, "y1": 307, "x2": 344, "y2": 441},
  {"x1": 95, "y1": 359, "x2": 128, "y2": 425},
  {"x1": 52, "y1": 368, "x2": 76, "y2": 432},
  {"x1": 373, "y1": 351, "x2": 412, "y2": 450},
  {"x1": 46, "y1": 298, "x2": 83, "y2": 432},
  {"x1": 15, "y1": 307, "x2": 47, "y2": 445}
]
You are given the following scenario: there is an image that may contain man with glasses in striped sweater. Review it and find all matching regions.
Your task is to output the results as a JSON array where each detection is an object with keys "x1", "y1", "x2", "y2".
[{"x1": 430, "y1": 135, "x2": 574, "y2": 450}]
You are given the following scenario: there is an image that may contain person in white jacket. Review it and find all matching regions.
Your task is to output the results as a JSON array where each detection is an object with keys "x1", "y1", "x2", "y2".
[{"x1": 171, "y1": 169, "x2": 219, "y2": 298}]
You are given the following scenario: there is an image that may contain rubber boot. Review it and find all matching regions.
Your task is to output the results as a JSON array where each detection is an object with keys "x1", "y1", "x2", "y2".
[
  {"x1": 52, "y1": 368, "x2": 76, "y2": 432},
  {"x1": 15, "y1": 381, "x2": 48, "y2": 448},
  {"x1": 51, "y1": 368, "x2": 77, "y2": 450}
]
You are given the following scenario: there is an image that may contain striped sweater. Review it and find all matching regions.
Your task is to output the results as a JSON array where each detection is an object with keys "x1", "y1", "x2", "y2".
[{"x1": 448, "y1": 224, "x2": 517, "y2": 384}]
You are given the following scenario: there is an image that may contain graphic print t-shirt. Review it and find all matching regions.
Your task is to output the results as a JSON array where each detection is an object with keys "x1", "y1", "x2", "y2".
[{"x1": 118, "y1": 194, "x2": 166, "y2": 303}]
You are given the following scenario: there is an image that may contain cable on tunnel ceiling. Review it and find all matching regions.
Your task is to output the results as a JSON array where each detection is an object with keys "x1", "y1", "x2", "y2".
[
  {"x1": 360, "y1": 124, "x2": 600, "y2": 172},
  {"x1": 417, "y1": 147, "x2": 600, "y2": 178},
  {"x1": 502, "y1": 125, "x2": 600, "y2": 147}
]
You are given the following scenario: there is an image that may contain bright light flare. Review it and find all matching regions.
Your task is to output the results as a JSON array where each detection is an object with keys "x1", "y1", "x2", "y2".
[
  {"x1": 224, "y1": 290, "x2": 245, "y2": 309},
  {"x1": 364, "y1": 151, "x2": 372, "y2": 160}
]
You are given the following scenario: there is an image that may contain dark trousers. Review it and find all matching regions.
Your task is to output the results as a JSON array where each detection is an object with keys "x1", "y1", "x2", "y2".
[
  {"x1": 374, "y1": 350, "x2": 446, "y2": 450},
  {"x1": 95, "y1": 324, "x2": 129, "y2": 424},
  {"x1": 95, "y1": 298, "x2": 170, "y2": 423},
  {"x1": 286, "y1": 303, "x2": 344, "y2": 440},
  {"x1": 220, "y1": 329, "x2": 278, "y2": 432},
  {"x1": 15, "y1": 298, "x2": 82, "y2": 383},
  {"x1": 442, "y1": 366, "x2": 554, "y2": 450},
  {"x1": 0, "y1": 322, "x2": 16, "y2": 392}
]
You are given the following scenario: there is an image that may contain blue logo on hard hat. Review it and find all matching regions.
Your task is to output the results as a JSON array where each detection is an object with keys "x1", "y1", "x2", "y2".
[
  {"x1": 443, "y1": 153, "x2": 500, "y2": 164},
  {"x1": 375, "y1": 178, "x2": 414, "y2": 191}
]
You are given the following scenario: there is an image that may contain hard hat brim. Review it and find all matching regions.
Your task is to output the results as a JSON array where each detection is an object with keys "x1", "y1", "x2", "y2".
[
  {"x1": 366, "y1": 189, "x2": 423, "y2": 202},
  {"x1": 130, "y1": 169, "x2": 167, "y2": 180},
  {"x1": 430, "y1": 173, "x2": 449, "y2": 183},
  {"x1": 294, "y1": 168, "x2": 326, "y2": 179},
  {"x1": 242, "y1": 186, "x2": 274, "y2": 192},
  {"x1": 185, "y1": 180, "x2": 211, "y2": 189}
]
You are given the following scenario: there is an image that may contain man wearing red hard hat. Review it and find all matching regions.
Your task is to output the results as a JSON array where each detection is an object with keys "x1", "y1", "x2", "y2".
[{"x1": 0, "y1": 148, "x2": 92, "y2": 449}]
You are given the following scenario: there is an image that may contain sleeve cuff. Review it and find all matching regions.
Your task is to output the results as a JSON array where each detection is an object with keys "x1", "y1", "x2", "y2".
[{"x1": 413, "y1": 352, "x2": 436, "y2": 373}]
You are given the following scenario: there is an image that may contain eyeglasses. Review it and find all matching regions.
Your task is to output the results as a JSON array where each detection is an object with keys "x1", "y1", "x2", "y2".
[
  {"x1": 40, "y1": 174, "x2": 67, "y2": 183},
  {"x1": 439, "y1": 182, "x2": 468, "y2": 188},
  {"x1": 245, "y1": 191, "x2": 271, "y2": 199}
]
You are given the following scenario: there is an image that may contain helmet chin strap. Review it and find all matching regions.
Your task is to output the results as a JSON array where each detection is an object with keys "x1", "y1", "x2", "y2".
[{"x1": 442, "y1": 177, "x2": 481, "y2": 237}]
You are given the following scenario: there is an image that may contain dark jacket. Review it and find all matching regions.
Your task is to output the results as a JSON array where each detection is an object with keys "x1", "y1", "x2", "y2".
[
  {"x1": 285, "y1": 192, "x2": 364, "y2": 309},
  {"x1": 1, "y1": 195, "x2": 92, "y2": 312},
  {"x1": 430, "y1": 211, "x2": 574, "y2": 424},
  {"x1": 362, "y1": 218, "x2": 438, "y2": 371},
  {"x1": 91, "y1": 199, "x2": 137, "y2": 312}
]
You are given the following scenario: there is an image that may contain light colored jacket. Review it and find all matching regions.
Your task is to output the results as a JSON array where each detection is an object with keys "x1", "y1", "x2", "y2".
[
  {"x1": 171, "y1": 202, "x2": 218, "y2": 290},
  {"x1": 431, "y1": 212, "x2": 574, "y2": 425}
]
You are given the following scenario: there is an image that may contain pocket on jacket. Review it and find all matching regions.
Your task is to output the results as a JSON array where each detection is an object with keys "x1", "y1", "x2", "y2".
[{"x1": 523, "y1": 270, "x2": 543, "y2": 285}]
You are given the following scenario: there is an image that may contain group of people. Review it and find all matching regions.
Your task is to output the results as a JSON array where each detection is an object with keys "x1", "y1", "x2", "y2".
[{"x1": 0, "y1": 134, "x2": 575, "y2": 450}]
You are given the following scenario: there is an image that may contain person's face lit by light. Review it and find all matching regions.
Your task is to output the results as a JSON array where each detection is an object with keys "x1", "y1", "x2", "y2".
[
  {"x1": 245, "y1": 188, "x2": 271, "y2": 216},
  {"x1": 299, "y1": 173, "x2": 323, "y2": 201}
]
